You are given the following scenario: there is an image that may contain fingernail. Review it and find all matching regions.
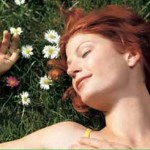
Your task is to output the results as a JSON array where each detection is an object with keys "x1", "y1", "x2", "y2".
[
  {"x1": 13, "y1": 33, "x2": 19, "y2": 37},
  {"x1": 3, "y1": 30, "x2": 8, "y2": 34}
]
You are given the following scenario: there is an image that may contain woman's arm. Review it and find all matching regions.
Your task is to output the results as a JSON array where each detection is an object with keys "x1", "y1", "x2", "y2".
[{"x1": 0, "y1": 121, "x2": 85, "y2": 149}]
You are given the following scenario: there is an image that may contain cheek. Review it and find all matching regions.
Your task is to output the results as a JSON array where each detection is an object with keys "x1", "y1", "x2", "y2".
[
  {"x1": 84, "y1": 53, "x2": 109, "y2": 75},
  {"x1": 86, "y1": 53, "x2": 128, "y2": 83},
  {"x1": 84, "y1": 54, "x2": 102, "y2": 71},
  {"x1": 72, "y1": 80, "x2": 78, "y2": 93}
]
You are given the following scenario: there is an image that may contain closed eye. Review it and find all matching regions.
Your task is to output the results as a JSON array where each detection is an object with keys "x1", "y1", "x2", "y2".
[{"x1": 82, "y1": 50, "x2": 91, "y2": 58}]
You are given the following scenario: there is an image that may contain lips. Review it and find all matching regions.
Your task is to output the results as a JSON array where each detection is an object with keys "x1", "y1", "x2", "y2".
[{"x1": 75, "y1": 75, "x2": 91, "y2": 90}]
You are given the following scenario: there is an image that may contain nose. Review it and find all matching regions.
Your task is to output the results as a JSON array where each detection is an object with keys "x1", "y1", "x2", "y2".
[{"x1": 67, "y1": 60, "x2": 81, "y2": 78}]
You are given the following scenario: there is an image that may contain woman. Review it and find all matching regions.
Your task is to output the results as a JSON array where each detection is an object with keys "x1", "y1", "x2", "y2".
[{"x1": 1, "y1": 4, "x2": 150, "y2": 149}]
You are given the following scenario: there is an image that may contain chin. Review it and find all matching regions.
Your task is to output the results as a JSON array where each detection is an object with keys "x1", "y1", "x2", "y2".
[
  {"x1": 79, "y1": 87, "x2": 111, "y2": 108},
  {"x1": 80, "y1": 91, "x2": 96, "y2": 105}
]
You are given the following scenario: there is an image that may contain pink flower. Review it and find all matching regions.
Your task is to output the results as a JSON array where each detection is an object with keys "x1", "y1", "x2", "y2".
[{"x1": 6, "y1": 76, "x2": 20, "y2": 88}]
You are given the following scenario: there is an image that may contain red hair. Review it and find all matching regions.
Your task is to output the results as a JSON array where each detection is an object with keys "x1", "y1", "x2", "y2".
[{"x1": 51, "y1": 5, "x2": 150, "y2": 112}]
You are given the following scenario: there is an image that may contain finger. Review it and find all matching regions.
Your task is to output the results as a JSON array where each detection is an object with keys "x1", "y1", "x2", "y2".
[
  {"x1": 0, "y1": 30, "x2": 11, "y2": 54},
  {"x1": 80, "y1": 137, "x2": 116, "y2": 149},
  {"x1": 9, "y1": 33, "x2": 20, "y2": 53},
  {"x1": 79, "y1": 138, "x2": 103, "y2": 148},
  {"x1": 110, "y1": 141, "x2": 132, "y2": 149},
  {"x1": 8, "y1": 49, "x2": 20, "y2": 64},
  {"x1": 79, "y1": 138, "x2": 132, "y2": 149},
  {"x1": 69, "y1": 144, "x2": 95, "y2": 149}
]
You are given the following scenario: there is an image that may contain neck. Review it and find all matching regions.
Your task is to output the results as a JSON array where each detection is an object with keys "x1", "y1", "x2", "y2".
[{"x1": 105, "y1": 84, "x2": 150, "y2": 147}]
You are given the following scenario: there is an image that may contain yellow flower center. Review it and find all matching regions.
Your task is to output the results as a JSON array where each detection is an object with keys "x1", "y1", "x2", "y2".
[
  {"x1": 48, "y1": 48, "x2": 54, "y2": 55},
  {"x1": 44, "y1": 79, "x2": 50, "y2": 85},
  {"x1": 49, "y1": 34, "x2": 55, "y2": 39},
  {"x1": 23, "y1": 97, "x2": 28, "y2": 102},
  {"x1": 25, "y1": 49, "x2": 31, "y2": 54}
]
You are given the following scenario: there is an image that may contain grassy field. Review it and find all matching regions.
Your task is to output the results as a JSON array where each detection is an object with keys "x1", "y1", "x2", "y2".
[{"x1": 0, "y1": 0, "x2": 150, "y2": 142}]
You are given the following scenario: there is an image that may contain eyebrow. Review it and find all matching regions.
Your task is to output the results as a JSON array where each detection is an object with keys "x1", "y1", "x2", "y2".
[{"x1": 67, "y1": 41, "x2": 93, "y2": 65}]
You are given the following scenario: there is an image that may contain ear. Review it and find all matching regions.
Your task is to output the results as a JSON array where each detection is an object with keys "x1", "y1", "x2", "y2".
[{"x1": 124, "y1": 50, "x2": 141, "y2": 68}]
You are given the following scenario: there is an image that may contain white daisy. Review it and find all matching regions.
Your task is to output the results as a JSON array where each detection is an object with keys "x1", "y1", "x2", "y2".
[
  {"x1": 39, "y1": 75, "x2": 53, "y2": 90},
  {"x1": 20, "y1": 91, "x2": 30, "y2": 106},
  {"x1": 21, "y1": 45, "x2": 33, "y2": 58},
  {"x1": 10, "y1": 27, "x2": 23, "y2": 35},
  {"x1": 44, "y1": 30, "x2": 60, "y2": 44},
  {"x1": 42, "y1": 45, "x2": 60, "y2": 59},
  {"x1": 14, "y1": 0, "x2": 25, "y2": 5}
]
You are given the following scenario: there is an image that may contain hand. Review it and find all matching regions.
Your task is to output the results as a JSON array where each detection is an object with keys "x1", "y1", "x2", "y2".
[
  {"x1": 69, "y1": 137, "x2": 132, "y2": 149},
  {"x1": 0, "y1": 30, "x2": 20, "y2": 75}
]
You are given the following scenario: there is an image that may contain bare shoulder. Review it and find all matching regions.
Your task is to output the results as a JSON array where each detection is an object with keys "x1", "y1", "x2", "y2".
[
  {"x1": 23, "y1": 121, "x2": 87, "y2": 149},
  {"x1": 0, "y1": 121, "x2": 86, "y2": 149}
]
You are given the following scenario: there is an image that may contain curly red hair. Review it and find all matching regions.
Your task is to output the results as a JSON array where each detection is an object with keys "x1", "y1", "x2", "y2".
[{"x1": 49, "y1": 5, "x2": 150, "y2": 113}]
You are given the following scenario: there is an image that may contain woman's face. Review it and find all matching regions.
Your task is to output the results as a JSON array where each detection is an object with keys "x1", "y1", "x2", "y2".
[{"x1": 66, "y1": 33, "x2": 130, "y2": 111}]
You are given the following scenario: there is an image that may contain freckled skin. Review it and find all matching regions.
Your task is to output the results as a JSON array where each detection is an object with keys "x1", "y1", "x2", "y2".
[{"x1": 66, "y1": 33, "x2": 130, "y2": 111}]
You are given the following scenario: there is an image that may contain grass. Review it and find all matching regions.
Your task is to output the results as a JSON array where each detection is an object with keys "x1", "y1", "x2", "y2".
[{"x1": 0, "y1": 0, "x2": 150, "y2": 142}]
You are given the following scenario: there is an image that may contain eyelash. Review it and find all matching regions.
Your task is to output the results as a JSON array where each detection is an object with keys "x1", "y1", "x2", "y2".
[{"x1": 82, "y1": 50, "x2": 91, "y2": 58}]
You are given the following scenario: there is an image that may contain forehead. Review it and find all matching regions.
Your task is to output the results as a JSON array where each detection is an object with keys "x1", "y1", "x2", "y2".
[
  {"x1": 66, "y1": 33, "x2": 98, "y2": 56},
  {"x1": 66, "y1": 33, "x2": 114, "y2": 57}
]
